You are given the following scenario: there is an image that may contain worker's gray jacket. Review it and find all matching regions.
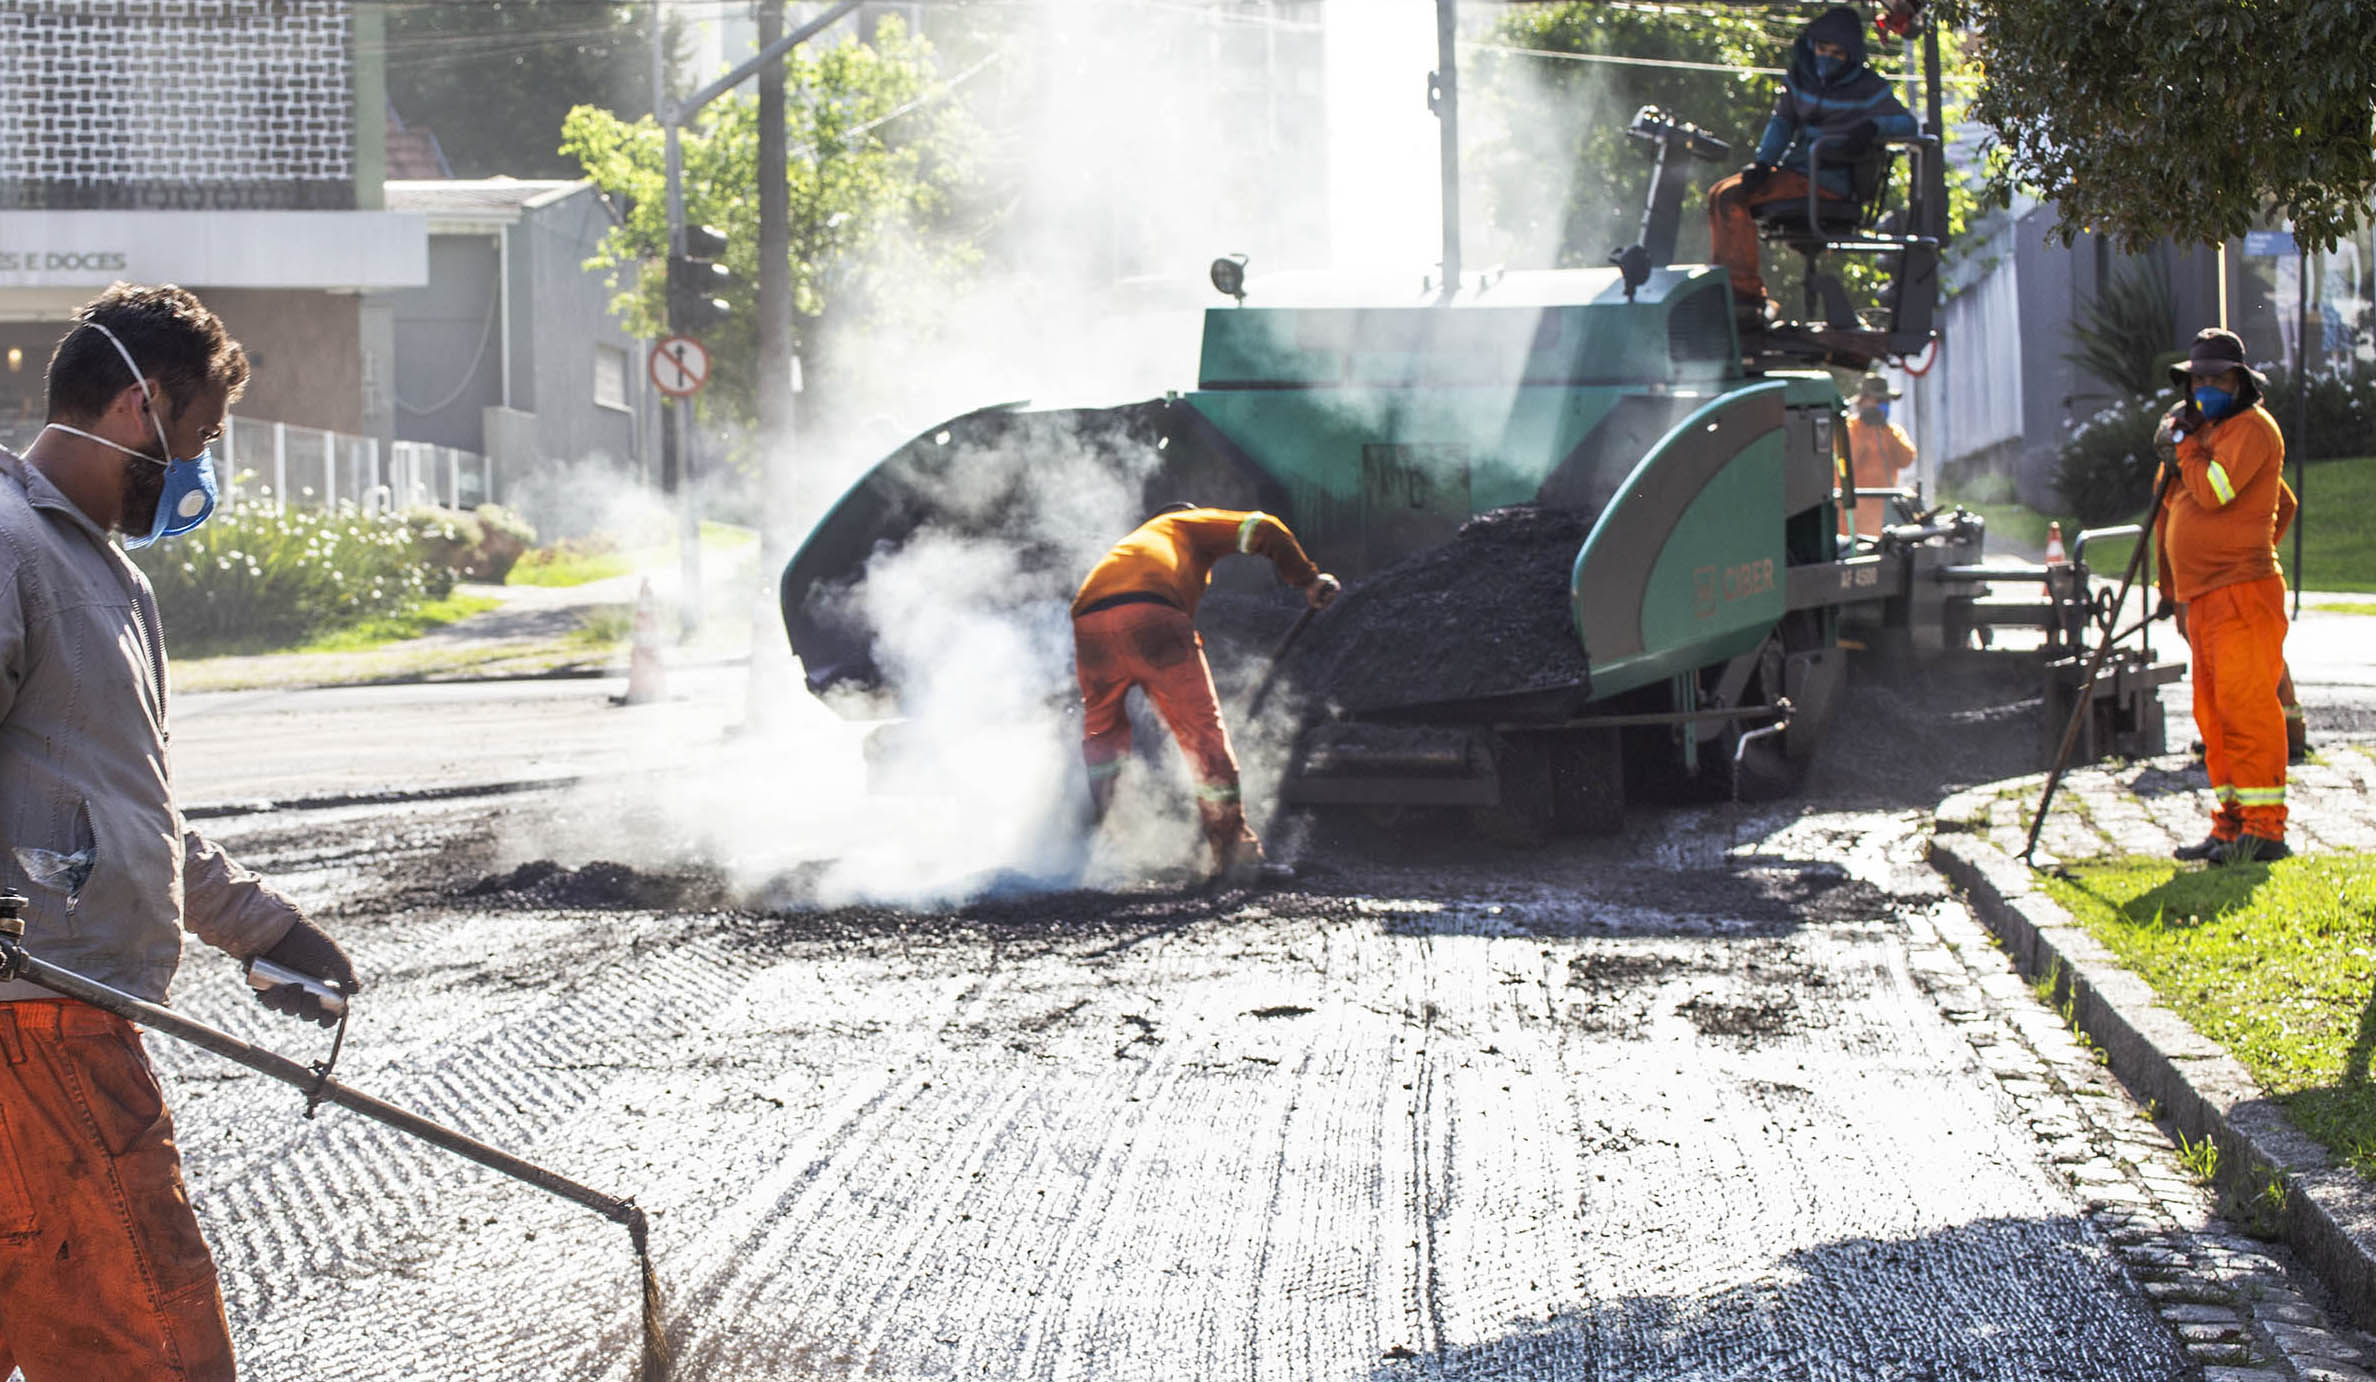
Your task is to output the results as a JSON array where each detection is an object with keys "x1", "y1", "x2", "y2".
[{"x1": 0, "y1": 446, "x2": 299, "y2": 1003}]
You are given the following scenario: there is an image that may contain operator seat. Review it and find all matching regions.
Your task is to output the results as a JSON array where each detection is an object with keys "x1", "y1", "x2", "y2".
[{"x1": 1751, "y1": 136, "x2": 1906, "y2": 329}]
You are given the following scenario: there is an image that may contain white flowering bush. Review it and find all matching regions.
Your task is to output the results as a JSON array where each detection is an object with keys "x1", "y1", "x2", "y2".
[
  {"x1": 2053, "y1": 393, "x2": 2165, "y2": 526},
  {"x1": 130, "y1": 498, "x2": 455, "y2": 651}
]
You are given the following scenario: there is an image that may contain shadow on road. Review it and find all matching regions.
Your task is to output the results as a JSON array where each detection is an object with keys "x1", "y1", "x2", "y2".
[{"x1": 1367, "y1": 1215, "x2": 2187, "y2": 1382}]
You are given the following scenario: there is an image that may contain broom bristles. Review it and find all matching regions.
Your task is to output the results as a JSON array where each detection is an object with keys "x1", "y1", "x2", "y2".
[{"x1": 628, "y1": 1209, "x2": 671, "y2": 1381}]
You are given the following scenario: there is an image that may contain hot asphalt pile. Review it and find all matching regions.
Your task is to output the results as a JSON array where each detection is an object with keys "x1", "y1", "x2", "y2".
[
  {"x1": 1196, "y1": 505, "x2": 1592, "y2": 718},
  {"x1": 1279, "y1": 505, "x2": 1592, "y2": 715}
]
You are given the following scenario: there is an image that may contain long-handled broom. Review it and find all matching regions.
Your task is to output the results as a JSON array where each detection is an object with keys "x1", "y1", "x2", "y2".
[{"x1": 0, "y1": 892, "x2": 670, "y2": 1380}]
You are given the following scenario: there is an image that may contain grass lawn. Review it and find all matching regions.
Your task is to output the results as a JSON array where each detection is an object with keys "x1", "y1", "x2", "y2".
[
  {"x1": 1946, "y1": 454, "x2": 2376, "y2": 591},
  {"x1": 288, "y1": 592, "x2": 502, "y2": 653},
  {"x1": 173, "y1": 592, "x2": 501, "y2": 659},
  {"x1": 2040, "y1": 853, "x2": 2376, "y2": 1175},
  {"x1": 510, "y1": 520, "x2": 757, "y2": 588}
]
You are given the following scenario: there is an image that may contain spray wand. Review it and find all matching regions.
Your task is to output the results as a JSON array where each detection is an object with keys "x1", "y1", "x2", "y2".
[{"x1": 0, "y1": 891, "x2": 670, "y2": 1380}]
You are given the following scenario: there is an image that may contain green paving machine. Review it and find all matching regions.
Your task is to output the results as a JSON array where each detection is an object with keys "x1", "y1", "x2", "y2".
[{"x1": 779, "y1": 0, "x2": 2177, "y2": 837}]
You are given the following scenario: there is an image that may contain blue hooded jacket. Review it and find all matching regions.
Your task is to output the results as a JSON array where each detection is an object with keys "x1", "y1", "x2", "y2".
[{"x1": 1753, "y1": 5, "x2": 1919, "y2": 197}]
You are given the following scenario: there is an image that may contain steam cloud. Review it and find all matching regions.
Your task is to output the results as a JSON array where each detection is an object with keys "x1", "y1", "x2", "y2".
[{"x1": 502, "y1": 0, "x2": 1504, "y2": 906}]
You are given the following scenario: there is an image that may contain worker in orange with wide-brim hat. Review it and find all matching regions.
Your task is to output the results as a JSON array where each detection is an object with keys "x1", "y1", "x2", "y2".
[
  {"x1": 1842, "y1": 372, "x2": 1915, "y2": 539},
  {"x1": 2151, "y1": 327, "x2": 2292, "y2": 865}
]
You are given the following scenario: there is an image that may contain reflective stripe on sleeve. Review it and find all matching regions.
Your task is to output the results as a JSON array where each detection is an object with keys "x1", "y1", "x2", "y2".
[
  {"x1": 1236, "y1": 512, "x2": 1265, "y2": 554},
  {"x1": 1195, "y1": 781, "x2": 1242, "y2": 803},
  {"x1": 2206, "y1": 461, "x2": 2237, "y2": 505},
  {"x1": 2213, "y1": 784, "x2": 2241, "y2": 802},
  {"x1": 1086, "y1": 760, "x2": 1124, "y2": 781}
]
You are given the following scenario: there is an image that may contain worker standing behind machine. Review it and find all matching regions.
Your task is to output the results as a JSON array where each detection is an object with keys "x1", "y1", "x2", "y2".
[
  {"x1": 1705, "y1": 4, "x2": 1919, "y2": 329},
  {"x1": 2152, "y1": 327, "x2": 2293, "y2": 865},
  {"x1": 1843, "y1": 371, "x2": 1916, "y2": 538},
  {"x1": 1073, "y1": 505, "x2": 1337, "y2": 883}
]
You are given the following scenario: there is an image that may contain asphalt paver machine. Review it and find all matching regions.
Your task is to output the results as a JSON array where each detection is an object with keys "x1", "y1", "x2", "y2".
[{"x1": 779, "y1": 0, "x2": 2178, "y2": 837}]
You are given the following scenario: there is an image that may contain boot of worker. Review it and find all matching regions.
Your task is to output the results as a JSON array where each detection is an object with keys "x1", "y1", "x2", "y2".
[
  {"x1": 2214, "y1": 833, "x2": 2292, "y2": 866},
  {"x1": 2172, "y1": 834, "x2": 2228, "y2": 862},
  {"x1": 1203, "y1": 803, "x2": 1289, "y2": 887}
]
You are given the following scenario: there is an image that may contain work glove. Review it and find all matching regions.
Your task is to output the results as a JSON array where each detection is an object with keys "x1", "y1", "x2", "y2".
[
  {"x1": 2152, "y1": 595, "x2": 2177, "y2": 624},
  {"x1": 1306, "y1": 573, "x2": 1341, "y2": 610},
  {"x1": 254, "y1": 917, "x2": 361, "y2": 1028},
  {"x1": 1739, "y1": 162, "x2": 1775, "y2": 192},
  {"x1": 1833, "y1": 119, "x2": 1881, "y2": 157},
  {"x1": 2152, "y1": 405, "x2": 2184, "y2": 462}
]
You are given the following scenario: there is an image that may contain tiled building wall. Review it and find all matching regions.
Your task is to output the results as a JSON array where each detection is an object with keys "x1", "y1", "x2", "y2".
[{"x1": 0, "y1": 0, "x2": 353, "y2": 210}]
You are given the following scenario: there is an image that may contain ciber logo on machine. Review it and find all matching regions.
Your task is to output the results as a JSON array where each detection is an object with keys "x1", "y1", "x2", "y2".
[
  {"x1": 0, "y1": 251, "x2": 129, "y2": 272},
  {"x1": 1693, "y1": 559, "x2": 1776, "y2": 618}
]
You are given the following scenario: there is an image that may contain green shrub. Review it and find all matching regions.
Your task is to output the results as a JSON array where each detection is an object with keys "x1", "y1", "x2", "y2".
[
  {"x1": 2257, "y1": 365, "x2": 2376, "y2": 463},
  {"x1": 401, "y1": 506, "x2": 482, "y2": 581},
  {"x1": 467, "y1": 504, "x2": 537, "y2": 582},
  {"x1": 132, "y1": 503, "x2": 450, "y2": 653},
  {"x1": 2053, "y1": 393, "x2": 2165, "y2": 525}
]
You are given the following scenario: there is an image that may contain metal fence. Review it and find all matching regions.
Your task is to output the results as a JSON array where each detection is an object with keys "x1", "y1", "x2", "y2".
[{"x1": 218, "y1": 416, "x2": 491, "y2": 515}]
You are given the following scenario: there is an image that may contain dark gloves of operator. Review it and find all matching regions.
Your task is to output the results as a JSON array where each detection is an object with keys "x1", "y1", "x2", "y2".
[
  {"x1": 255, "y1": 918, "x2": 361, "y2": 1027},
  {"x1": 1740, "y1": 162, "x2": 1775, "y2": 191}
]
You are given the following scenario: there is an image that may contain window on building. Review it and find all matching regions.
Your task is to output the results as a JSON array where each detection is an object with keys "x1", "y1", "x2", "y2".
[{"x1": 594, "y1": 343, "x2": 629, "y2": 411}]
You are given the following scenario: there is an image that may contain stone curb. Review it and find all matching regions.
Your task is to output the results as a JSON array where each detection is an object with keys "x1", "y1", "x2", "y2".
[{"x1": 1928, "y1": 794, "x2": 2376, "y2": 1340}]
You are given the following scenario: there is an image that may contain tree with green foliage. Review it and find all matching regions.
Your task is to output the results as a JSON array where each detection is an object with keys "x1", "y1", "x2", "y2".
[
  {"x1": 384, "y1": 0, "x2": 663, "y2": 179},
  {"x1": 1938, "y1": 0, "x2": 2376, "y2": 252},
  {"x1": 561, "y1": 17, "x2": 982, "y2": 432},
  {"x1": 1470, "y1": 4, "x2": 1780, "y2": 269}
]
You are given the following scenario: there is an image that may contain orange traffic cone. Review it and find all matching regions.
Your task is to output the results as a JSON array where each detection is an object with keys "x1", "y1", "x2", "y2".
[
  {"x1": 618, "y1": 578, "x2": 667, "y2": 705},
  {"x1": 2044, "y1": 521, "x2": 2067, "y2": 566}
]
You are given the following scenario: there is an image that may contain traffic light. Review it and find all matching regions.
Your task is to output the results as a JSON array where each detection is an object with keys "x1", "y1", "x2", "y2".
[{"x1": 666, "y1": 223, "x2": 733, "y2": 336}]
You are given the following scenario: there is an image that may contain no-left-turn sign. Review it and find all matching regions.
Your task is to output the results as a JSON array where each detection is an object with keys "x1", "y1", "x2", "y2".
[{"x1": 650, "y1": 336, "x2": 712, "y2": 397}]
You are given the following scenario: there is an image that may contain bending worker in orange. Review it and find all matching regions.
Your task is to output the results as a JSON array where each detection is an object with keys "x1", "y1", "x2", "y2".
[
  {"x1": 2152, "y1": 327, "x2": 2293, "y2": 865},
  {"x1": 1073, "y1": 505, "x2": 1338, "y2": 880},
  {"x1": 1843, "y1": 371, "x2": 1915, "y2": 538}
]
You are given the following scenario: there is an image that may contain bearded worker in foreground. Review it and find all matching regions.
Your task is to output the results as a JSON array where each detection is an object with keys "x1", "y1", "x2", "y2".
[
  {"x1": 1072, "y1": 505, "x2": 1338, "y2": 882},
  {"x1": 0, "y1": 284, "x2": 360, "y2": 1379}
]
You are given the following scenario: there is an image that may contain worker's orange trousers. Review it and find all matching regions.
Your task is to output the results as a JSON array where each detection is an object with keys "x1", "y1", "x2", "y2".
[
  {"x1": 1074, "y1": 600, "x2": 1260, "y2": 868},
  {"x1": 0, "y1": 1000, "x2": 234, "y2": 1381},
  {"x1": 1707, "y1": 167, "x2": 1845, "y2": 306},
  {"x1": 2189, "y1": 574, "x2": 2290, "y2": 843}
]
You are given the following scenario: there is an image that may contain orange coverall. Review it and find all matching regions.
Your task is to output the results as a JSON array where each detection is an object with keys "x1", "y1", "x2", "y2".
[
  {"x1": 1073, "y1": 509, "x2": 1320, "y2": 869},
  {"x1": 2155, "y1": 404, "x2": 2290, "y2": 843},
  {"x1": 1843, "y1": 410, "x2": 1916, "y2": 537},
  {"x1": 0, "y1": 1001, "x2": 234, "y2": 1381}
]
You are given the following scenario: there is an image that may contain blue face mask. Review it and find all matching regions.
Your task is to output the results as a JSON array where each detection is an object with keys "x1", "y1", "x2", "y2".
[
  {"x1": 1864, "y1": 399, "x2": 1890, "y2": 421},
  {"x1": 2193, "y1": 385, "x2": 2237, "y2": 420},
  {"x1": 1814, "y1": 53, "x2": 1848, "y2": 79},
  {"x1": 40, "y1": 320, "x2": 219, "y2": 548}
]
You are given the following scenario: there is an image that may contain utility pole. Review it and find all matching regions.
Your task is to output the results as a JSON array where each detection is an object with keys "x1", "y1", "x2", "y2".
[
  {"x1": 1429, "y1": 0, "x2": 1461, "y2": 300},
  {"x1": 752, "y1": 0, "x2": 796, "y2": 726},
  {"x1": 650, "y1": 0, "x2": 862, "y2": 647}
]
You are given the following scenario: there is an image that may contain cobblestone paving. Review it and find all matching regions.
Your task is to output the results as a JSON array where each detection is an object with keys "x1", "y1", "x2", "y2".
[
  {"x1": 106, "y1": 793, "x2": 2364, "y2": 1379},
  {"x1": 1976, "y1": 742, "x2": 2376, "y2": 866}
]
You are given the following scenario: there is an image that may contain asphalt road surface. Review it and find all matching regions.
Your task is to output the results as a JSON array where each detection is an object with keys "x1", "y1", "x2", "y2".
[
  {"x1": 141, "y1": 787, "x2": 2233, "y2": 1381},
  {"x1": 123, "y1": 608, "x2": 2376, "y2": 1379}
]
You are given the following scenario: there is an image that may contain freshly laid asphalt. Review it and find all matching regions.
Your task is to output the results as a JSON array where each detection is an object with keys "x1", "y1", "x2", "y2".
[{"x1": 126, "y1": 580, "x2": 2376, "y2": 1380}]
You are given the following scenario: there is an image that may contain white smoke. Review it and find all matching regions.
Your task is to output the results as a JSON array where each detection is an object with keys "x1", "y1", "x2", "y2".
[{"x1": 503, "y1": 0, "x2": 1465, "y2": 905}]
